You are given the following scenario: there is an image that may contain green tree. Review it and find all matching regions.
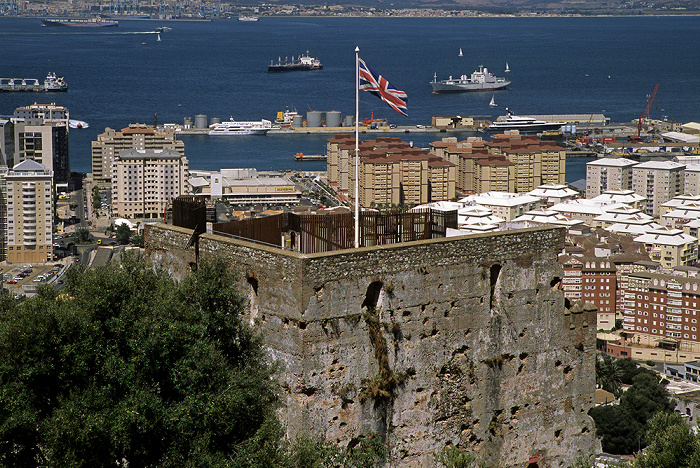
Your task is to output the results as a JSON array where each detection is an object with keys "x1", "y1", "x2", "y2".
[
  {"x1": 115, "y1": 222, "x2": 132, "y2": 245},
  {"x1": 589, "y1": 361, "x2": 675, "y2": 455},
  {"x1": 596, "y1": 354, "x2": 623, "y2": 397},
  {"x1": 634, "y1": 412, "x2": 700, "y2": 468},
  {"x1": 0, "y1": 255, "x2": 281, "y2": 467},
  {"x1": 74, "y1": 227, "x2": 94, "y2": 245}
]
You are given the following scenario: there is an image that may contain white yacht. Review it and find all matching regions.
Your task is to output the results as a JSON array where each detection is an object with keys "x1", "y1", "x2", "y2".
[
  {"x1": 486, "y1": 109, "x2": 564, "y2": 133},
  {"x1": 209, "y1": 118, "x2": 273, "y2": 135}
]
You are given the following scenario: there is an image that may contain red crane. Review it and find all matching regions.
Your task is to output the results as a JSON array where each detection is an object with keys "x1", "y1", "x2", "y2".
[{"x1": 637, "y1": 84, "x2": 659, "y2": 139}]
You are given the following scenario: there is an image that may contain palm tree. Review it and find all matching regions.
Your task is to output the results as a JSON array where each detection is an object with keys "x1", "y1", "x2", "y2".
[{"x1": 596, "y1": 354, "x2": 623, "y2": 398}]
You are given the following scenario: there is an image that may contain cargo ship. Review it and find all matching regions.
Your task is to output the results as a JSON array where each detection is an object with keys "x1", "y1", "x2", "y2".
[
  {"x1": 42, "y1": 16, "x2": 118, "y2": 27},
  {"x1": 430, "y1": 65, "x2": 510, "y2": 93},
  {"x1": 268, "y1": 52, "x2": 322, "y2": 72},
  {"x1": 0, "y1": 73, "x2": 67, "y2": 92}
]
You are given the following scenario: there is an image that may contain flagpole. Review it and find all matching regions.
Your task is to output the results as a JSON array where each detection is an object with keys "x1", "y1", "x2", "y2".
[{"x1": 354, "y1": 46, "x2": 360, "y2": 249}]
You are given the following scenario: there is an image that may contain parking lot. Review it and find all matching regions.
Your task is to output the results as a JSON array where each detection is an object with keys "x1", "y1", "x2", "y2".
[{"x1": 0, "y1": 262, "x2": 68, "y2": 295}]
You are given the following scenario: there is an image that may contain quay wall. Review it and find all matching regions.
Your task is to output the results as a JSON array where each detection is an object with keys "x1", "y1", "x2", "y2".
[{"x1": 146, "y1": 223, "x2": 599, "y2": 467}]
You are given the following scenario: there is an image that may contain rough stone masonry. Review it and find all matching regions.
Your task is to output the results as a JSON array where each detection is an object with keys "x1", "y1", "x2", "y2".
[{"x1": 146, "y1": 223, "x2": 598, "y2": 467}]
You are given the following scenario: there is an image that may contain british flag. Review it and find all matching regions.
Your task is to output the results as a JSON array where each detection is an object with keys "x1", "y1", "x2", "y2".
[{"x1": 358, "y1": 58, "x2": 408, "y2": 117}]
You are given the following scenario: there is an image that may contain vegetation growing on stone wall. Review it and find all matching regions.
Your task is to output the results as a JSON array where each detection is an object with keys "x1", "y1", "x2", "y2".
[
  {"x1": 359, "y1": 308, "x2": 412, "y2": 404},
  {"x1": 434, "y1": 445, "x2": 488, "y2": 468}
]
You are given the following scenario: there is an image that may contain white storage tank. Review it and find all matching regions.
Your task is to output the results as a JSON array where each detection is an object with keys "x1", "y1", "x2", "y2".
[
  {"x1": 344, "y1": 115, "x2": 354, "y2": 127},
  {"x1": 292, "y1": 115, "x2": 303, "y2": 127},
  {"x1": 307, "y1": 111, "x2": 323, "y2": 128},
  {"x1": 326, "y1": 111, "x2": 342, "y2": 128},
  {"x1": 194, "y1": 114, "x2": 208, "y2": 129}
]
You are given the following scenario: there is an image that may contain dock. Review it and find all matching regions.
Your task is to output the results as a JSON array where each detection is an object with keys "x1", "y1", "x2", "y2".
[{"x1": 294, "y1": 153, "x2": 326, "y2": 161}]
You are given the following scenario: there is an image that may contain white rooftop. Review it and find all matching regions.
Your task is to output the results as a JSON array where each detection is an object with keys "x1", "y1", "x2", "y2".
[
  {"x1": 591, "y1": 191, "x2": 646, "y2": 205},
  {"x1": 606, "y1": 221, "x2": 663, "y2": 235},
  {"x1": 634, "y1": 227, "x2": 698, "y2": 246},
  {"x1": 633, "y1": 160, "x2": 686, "y2": 170},
  {"x1": 586, "y1": 157, "x2": 637, "y2": 168},
  {"x1": 512, "y1": 209, "x2": 582, "y2": 227},
  {"x1": 662, "y1": 131, "x2": 700, "y2": 143},
  {"x1": 461, "y1": 192, "x2": 541, "y2": 207}
]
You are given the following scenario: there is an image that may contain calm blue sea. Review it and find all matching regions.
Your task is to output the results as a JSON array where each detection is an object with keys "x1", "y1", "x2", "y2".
[{"x1": 1, "y1": 15, "x2": 699, "y2": 180}]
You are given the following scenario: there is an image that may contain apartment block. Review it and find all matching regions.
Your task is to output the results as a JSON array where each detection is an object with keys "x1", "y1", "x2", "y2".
[
  {"x1": 331, "y1": 137, "x2": 456, "y2": 208},
  {"x1": 559, "y1": 255, "x2": 617, "y2": 330},
  {"x1": 634, "y1": 227, "x2": 698, "y2": 269},
  {"x1": 461, "y1": 192, "x2": 541, "y2": 221},
  {"x1": 5, "y1": 160, "x2": 53, "y2": 264},
  {"x1": 585, "y1": 158, "x2": 636, "y2": 199},
  {"x1": 429, "y1": 134, "x2": 566, "y2": 195},
  {"x1": 632, "y1": 160, "x2": 685, "y2": 216},
  {"x1": 624, "y1": 272, "x2": 700, "y2": 352},
  {"x1": 92, "y1": 124, "x2": 185, "y2": 189},
  {"x1": 112, "y1": 148, "x2": 189, "y2": 219},
  {"x1": 12, "y1": 103, "x2": 70, "y2": 186}
]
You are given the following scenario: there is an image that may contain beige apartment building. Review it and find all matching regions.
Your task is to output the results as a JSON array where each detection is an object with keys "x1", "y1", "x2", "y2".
[
  {"x1": 329, "y1": 136, "x2": 456, "y2": 208},
  {"x1": 585, "y1": 158, "x2": 636, "y2": 198},
  {"x1": 633, "y1": 227, "x2": 698, "y2": 269},
  {"x1": 92, "y1": 124, "x2": 185, "y2": 189},
  {"x1": 112, "y1": 148, "x2": 189, "y2": 219},
  {"x1": 6, "y1": 160, "x2": 53, "y2": 264},
  {"x1": 632, "y1": 160, "x2": 685, "y2": 216},
  {"x1": 428, "y1": 134, "x2": 565, "y2": 195}
]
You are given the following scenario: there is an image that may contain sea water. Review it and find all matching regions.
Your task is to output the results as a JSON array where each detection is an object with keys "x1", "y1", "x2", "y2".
[{"x1": 1, "y1": 15, "x2": 699, "y2": 180}]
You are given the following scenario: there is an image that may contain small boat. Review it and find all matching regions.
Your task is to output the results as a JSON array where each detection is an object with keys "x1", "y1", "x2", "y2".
[
  {"x1": 155, "y1": 26, "x2": 171, "y2": 33},
  {"x1": 489, "y1": 95, "x2": 497, "y2": 107},
  {"x1": 505, "y1": 62, "x2": 510, "y2": 73},
  {"x1": 69, "y1": 119, "x2": 89, "y2": 129},
  {"x1": 458, "y1": 48, "x2": 463, "y2": 57},
  {"x1": 238, "y1": 15, "x2": 259, "y2": 21}
]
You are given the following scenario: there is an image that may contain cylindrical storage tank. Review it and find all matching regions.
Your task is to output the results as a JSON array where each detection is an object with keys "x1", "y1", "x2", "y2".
[
  {"x1": 307, "y1": 111, "x2": 323, "y2": 128},
  {"x1": 344, "y1": 115, "x2": 354, "y2": 127},
  {"x1": 194, "y1": 114, "x2": 208, "y2": 129},
  {"x1": 326, "y1": 111, "x2": 342, "y2": 128},
  {"x1": 184, "y1": 117, "x2": 192, "y2": 129},
  {"x1": 210, "y1": 117, "x2": 221, "y2": 125},
  {"x1": 292, "y1": 115, "x2": 303, "y2": 127}
]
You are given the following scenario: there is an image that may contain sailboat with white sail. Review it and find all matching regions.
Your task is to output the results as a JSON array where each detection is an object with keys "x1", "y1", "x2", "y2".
[
  {"x1": 505, "y1": 62, "x2": 510, "y2": 73},
  {"x1": 489, "y1": 95, "x2": 497, "y2": 107},
  {"x1": 458, "y1": 48, "x2": 463, "y2": 57}
]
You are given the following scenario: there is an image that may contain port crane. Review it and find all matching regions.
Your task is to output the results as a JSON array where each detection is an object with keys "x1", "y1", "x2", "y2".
[{"x1": 636, "y1": 84, "x2": 659, "y2": 140}]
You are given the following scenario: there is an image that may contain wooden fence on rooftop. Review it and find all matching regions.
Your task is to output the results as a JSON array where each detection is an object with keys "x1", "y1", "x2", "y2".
[{"x1": 174, "y1": 203, "x2": 457, "y2": 254}]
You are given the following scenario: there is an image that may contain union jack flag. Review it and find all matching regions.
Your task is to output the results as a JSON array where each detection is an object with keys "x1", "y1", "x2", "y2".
[{"x1": 358, "y1": 58, "x2": 408, "y2": 117}]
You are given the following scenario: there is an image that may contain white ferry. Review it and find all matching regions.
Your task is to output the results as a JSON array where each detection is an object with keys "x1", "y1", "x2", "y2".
[{"x1": 208, "y1": 118, "x2": 273, "y2": 135}]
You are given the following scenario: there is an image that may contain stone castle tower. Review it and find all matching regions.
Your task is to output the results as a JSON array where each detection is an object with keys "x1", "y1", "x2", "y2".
[{"x1": 146, "y1": 223, "x2": 598, "y2": 467}]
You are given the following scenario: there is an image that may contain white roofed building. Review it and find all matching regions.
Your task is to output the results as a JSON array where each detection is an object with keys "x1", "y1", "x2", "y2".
[
  {"x1": 527, "y1": 183, "x2": 578, "y2": 207},
  {"x1": 512, "y1": 209, "x2": 583, "y2": 228},
  {"x1": 632, "y1": 160, "x2": 685, "y2": 217},
  {"x1": 187, "y1": 168, "x2": 301, "y2": 205},
  {"x1": 590, "y1": 189, "x2": 647, "y2": 212},
  {"x1": 634, "y1": 227, "x2": 698, "y2": 269},
  {"x1": 459, "y1": 192, "x2": 541, "y2": 221},
  {"x1": 550, "y1": 198, "x2": 616, "y2": 227},
  {"x1": 586, "y1": 158, "x2": 636, "y2": 198}
]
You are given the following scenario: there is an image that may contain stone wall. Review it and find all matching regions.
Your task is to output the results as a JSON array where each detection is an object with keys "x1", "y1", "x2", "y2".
[{"x1": 146, "y1": 223, "x2": 599, "y2": 467}]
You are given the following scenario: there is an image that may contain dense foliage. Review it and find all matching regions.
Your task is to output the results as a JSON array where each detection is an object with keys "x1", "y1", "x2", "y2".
[
  {"x1": 0, "y1": 255, "x2": 280, "y2": 467},
  {"x1": 634, "y1": 412, "x2": 700, "y2": 468},
  {"x1": 589, "y1": 357, "x2": 675, "y2": 454}
]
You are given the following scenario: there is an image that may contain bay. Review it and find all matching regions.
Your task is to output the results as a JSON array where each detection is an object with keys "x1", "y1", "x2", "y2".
[{"x1": 1, "y1": 15, "x2": 699, "y2": 181}]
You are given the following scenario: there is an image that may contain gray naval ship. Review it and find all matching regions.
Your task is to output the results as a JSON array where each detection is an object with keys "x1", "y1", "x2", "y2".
[{"x1": 430, "y1": 65, "x2": 510, "y2": 93}]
